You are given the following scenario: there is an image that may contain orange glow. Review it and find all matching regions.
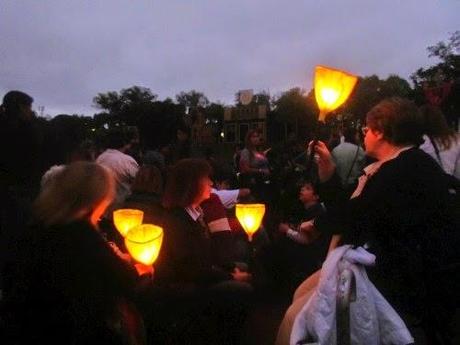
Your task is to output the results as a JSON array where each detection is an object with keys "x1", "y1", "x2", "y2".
[
  {"x1": 235, "y1": 204, "x2": 265, "y2": 242},
  {"x1": 125, "y1": 224, "x2": 164, "y2": 265},
  {"x1": 314, "y1": 65, "x2": 358, "y2": 121},
  {"x1": 113, "y1": 209, "x2": 144, "y2": 237}
]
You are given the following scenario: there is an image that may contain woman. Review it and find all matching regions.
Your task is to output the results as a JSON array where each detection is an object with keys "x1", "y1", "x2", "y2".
[
  {"x1": 153, "y1": 158, "x2": 251, "y2": 344},
  {"x1": 157, "y1": 158, "x2": 250, "y2": 287},
  {"x1": 3, "y1": 162, "x2": 147, "y2": 344},
  {"x1": 239, "y1": 129, "x2": 271, "y2": 188},
  {"x1": 418, "y1": 104, "x2": 460, "y2": 179},
  {"x1": 277, "y1": 98, "x2": 458, "y2": 344}
]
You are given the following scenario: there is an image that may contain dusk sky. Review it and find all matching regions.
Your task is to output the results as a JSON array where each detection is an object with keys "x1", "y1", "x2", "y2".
[{"x1": 1, "y1": 1, "x2": 459, "y2": 116}]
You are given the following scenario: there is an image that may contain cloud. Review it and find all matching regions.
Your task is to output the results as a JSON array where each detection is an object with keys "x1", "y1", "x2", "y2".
[{"x1": 1, "y1": 0, "x2": 458, "y2": 115}]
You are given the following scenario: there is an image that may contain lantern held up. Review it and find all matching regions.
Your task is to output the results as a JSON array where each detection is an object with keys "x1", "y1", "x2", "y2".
[
  {"x1": 314, "y1": 65, "x2": 358, "y2": 122},
  {"x1": 125, "y1": 224, "x2": 164, "y2": 266},
  {"x1": 113, "y1": 209, "x2": 144, "y2": 237},
  {"x1": 235, "y1": 204, "x2": 265, "y2": 242}
]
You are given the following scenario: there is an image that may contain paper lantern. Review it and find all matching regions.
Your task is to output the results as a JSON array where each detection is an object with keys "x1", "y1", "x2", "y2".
[
  {"x1": 113, "y1": 209, "x2": 144, "y2": 237},
  {"x1": 235, "y1": 203, "x2": 265, "y2": 242},
  {"x1": 125, "y1": 224, "x2": 164, "y2": 265},
  {"x1": 314, "y1": 65, "x2": 358, "y2": 122}
]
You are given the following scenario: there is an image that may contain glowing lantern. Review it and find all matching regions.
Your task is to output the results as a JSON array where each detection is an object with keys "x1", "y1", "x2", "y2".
[
  {"x1": 125, "y1": 224, "x2": 164, "y2": 265},
  {"x1": 113, "y1": 209, "x2": 144, "y2": 237},
  {"x1": 235, "y1": 204, "x2": 265, "y2": 242},
  {"x1": 314, "y1": 65, "x2": 358, "y2": 122}
]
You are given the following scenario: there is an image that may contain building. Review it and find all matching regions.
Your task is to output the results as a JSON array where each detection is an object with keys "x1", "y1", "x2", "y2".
[{"x1": 223, "y1": 104, "x2": 268, "y2": 144}]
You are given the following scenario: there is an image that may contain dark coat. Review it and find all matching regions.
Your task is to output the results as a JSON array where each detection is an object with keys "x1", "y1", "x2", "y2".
[
  {"x1": 317, "y1": 148, "x2": 459, "y2": 314},
  {"x1": 3, "y1": 220, "x2": 138, "y2": 344},
  {"x1": 155, "y1": 208, "x2": 232, "y2": 288}
]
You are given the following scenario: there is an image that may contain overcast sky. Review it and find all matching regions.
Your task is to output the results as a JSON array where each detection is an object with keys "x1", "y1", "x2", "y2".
[{"x1": 1, "y1": 1, "x2": 459, "y2": 116}]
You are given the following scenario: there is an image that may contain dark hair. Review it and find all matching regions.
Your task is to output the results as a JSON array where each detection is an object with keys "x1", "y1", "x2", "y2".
[
  {"x1": 419, "y1": 105, "x2": 458, "y2": 151},
  {"x1": 162, "y1": 158, "x2": 212, "y2": 208},
  {"x1": 104, "y1": 128, "x2": 127, "y2": 149},
  {"x1": 132, "y1": 164, "x2": 163, "y2": 195},
  {"x1": 1, "y1": 90, "x2": 33, "y2": 117},
  {"x1": 343, "y1": 127, "x2": 358, "y2": 144},
  {"x1": 298, "y1": 179, "x2": 319, "y2": 195},
  {"x1": 366, "y1": 97, "x2": 423, "y2": 146},
  {"x1": 244, "y1": 129, "x2": 260, "y2": 148}
]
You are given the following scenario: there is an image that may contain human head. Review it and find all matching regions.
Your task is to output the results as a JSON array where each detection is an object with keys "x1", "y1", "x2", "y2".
[
  {"x1": 419, "y1": 104, "x2": 456, "y2": 150},
  {"x1": 343, "y1": 127, "x2": 358, "y2": 145},
  {"x1": 131, "y1": 164, "x2": 163, "y2": 195},
  {"x1": 298, "y1": 181, "x2": 319, "y2": 206},
  {"x1": 244, "y1": 129, "x2": 262, "y2": 149},
  {"x1": 1, "y1": 90, "x2": 34, "y2": 121},
  {"x1": 176, "y1": 123, "x2": 191, "y2": 142},
  {"x1": 364, "y1": 97, "x2": 423, "y2": 157},
  {"x1": 104, "y1": 128, "x2": 128, "y2": 150},
  {"x1": 34, "y1": 162, "x2": 115, "y2": 227},
  {"x1": 162, "y1": 158, "x2": 213, "y2": 209}
]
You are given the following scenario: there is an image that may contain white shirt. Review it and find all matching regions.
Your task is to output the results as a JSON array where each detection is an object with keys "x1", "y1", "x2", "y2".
[{"x1": 419, "y1": 134, "x2": 460, "y2": 179}]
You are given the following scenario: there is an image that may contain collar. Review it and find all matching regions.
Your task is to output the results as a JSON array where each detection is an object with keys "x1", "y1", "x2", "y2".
[
  {"x1": 363, "y1": 146, "x2": 414, "y2": 178},
  {"x1": 185, "y1": 206, "x2": 204, "y2": 221}
]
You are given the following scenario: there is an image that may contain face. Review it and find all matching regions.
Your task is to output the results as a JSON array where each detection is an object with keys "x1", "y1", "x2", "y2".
[
  {"x1": 249, "y1": 132, "x2": 261, "y2": 146},
  {"x1": 363, "y1": 124, "x2": 383, "y2": 158},
  {"x1": 19, "y1": 103, "x2": 34, "y2": 121},
  {"x1": 195, "y1": 175, "x2": 213, "y2": 205},
  {"x1": 299, "y1": 184, "x2": 318, "y2": 204}
]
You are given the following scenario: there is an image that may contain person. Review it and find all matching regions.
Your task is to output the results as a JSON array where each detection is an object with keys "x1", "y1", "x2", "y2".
[
  {"x1": 2, "y1": 162, "x2": 150, "y2": 344},
  {"x1": 276, "y1": 97, "x2": 459, "y2": 344},
  {"x1": 0, "y1": 91, "x2": 43, "y2": 296},
  {"x1": 331, "y1": 127, "x2": 366, "y2": 196},
  {"x1": 418, "y1": 104, "x2": 460, "y2": 179},
  {"x1": 238, "y1": 129, "x2": 271, "y2": 200},
  {"x1": 96, "y1": 128, "x2": 139, "y2": 210},
  {"x1": 153, "y1": 158, "x2": 252, "y2": 344}
]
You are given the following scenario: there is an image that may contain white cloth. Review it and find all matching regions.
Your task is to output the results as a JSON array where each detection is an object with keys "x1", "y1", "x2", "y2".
[
  {"x1": 419, "y1": 134, "x2": 460, "y2": 179},
  {"x1": 291, "y1": 245, "x2": 413, "y2": 345},
  {"x1": 211, "y1": 188, "x2": 240, "y2": 209},
  {"x1": 96, "y1": 149, "x2": 139, "y2": 205}
]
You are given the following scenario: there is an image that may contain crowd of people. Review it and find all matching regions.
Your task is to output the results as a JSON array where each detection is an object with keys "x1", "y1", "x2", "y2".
[{"x1": 0, "y1": 90, "x2": 459, "y2": 344}]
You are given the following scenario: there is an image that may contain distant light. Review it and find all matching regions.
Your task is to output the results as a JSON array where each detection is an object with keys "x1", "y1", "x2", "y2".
[
  {"x1": 91, "y1": 128, "x2": 96, "y2": 132},
  {"x1": 220, "y1": 132, "x2": 225, "y2": 138}
]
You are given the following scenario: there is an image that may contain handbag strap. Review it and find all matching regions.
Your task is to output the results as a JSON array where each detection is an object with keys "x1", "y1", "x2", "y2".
[
  {"x1": 429, "y1": 136, "x2": 444, "y2": 169},
  {"x1": 345, "y1": 146, "x2": 360, "y2": 184}
]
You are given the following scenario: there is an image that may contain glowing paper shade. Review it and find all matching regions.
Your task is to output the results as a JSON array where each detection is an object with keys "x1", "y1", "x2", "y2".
[
  {"x1": 113, "y1": 209, "x2": 144, "y2": 237},
  {"x1": 125, "y1": 224, "x2": 164, "y2": 265},
  {"x1": 235, "y1": 204, "x2": 265, "y2": 242},
  {"x1": 314, "y1": 65, "x2": 358, "y2": 122}
]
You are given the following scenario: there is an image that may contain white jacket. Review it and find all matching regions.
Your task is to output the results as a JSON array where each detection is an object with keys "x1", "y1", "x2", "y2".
[{"x1": 291, "y1": 245, "x2": 414, "y2": 345}]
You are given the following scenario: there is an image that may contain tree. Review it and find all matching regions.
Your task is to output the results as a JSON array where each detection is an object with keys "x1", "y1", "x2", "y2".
[
  {"x1": 175, "y1": 90, "x2": 209, "y2": 109},
  {"x1": 271, "y1": 87, "x2": 317, "y2": 140}
]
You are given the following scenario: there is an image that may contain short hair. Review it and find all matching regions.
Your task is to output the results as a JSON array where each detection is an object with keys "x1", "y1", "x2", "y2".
[
  {"x1": 104, "y1": 128, "x2": 127, "y2": 150},
  {"x1": 1, "y1": 90, "x2": 33, "y2": 117},
  {"x1": 162, "y1": 158, "x2": 212, "y2": 209},
  {"x1": 366, "y1": 97, "x2": 423, "y2": 146},
  {"x1": 34, "y1": 162, "x2": 115, "y2": 226},
  {"x1": 298, "y1": 179, "x2": 319, "y2": 195},
  {"x1": 343, "y1": 127, "x2": 358, "y2": 144},
  {"x1": 131, "y1": 164, "x2": 163, "y2": 195}
]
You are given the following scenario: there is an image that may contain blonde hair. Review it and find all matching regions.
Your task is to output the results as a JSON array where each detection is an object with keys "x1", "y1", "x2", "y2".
[{"x1": 34, "y1": 161, "x2": 115, "y2": 226}]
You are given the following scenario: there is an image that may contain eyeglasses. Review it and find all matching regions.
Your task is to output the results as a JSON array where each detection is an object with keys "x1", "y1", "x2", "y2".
[{"x1": 361, "y1": 126, "x2": 370, "y2": 136}]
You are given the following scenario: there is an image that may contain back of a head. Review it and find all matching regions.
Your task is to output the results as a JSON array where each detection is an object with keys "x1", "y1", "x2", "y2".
[
  {"x1": 131, "y1": 164, "x2": 163, "y2": 195},
  {"x1": 419, "y1": 104, "x2": 456, "y2": 150},
  {"x1": 366, "y1": 97, "x2": 423, "y2": 147},
  {"x1": 343, "y1": 127, "x2": 358, "y2": 144},
  {"x1": 104, "y1": 128, "x2": 127, "y2": 150},
  {"x1": 162, "y1": 158, "x2": 211, "y2": 209},
  {"x1": 1, "y1": 90, "x2": 34, "y2": 119},
  {"x1": 34, "y1": 161, "x2": 114, "y2": 226}
]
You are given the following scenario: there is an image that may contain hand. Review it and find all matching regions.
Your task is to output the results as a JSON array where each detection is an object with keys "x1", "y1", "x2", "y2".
[
  {"x1": 307, "y1": 140, "x2": 336, "y2": 182},
  {"x1": 238, "y1": 188, "x2": 251, "y2": 199},
  {"x1": 299, "y1": 220, "x2": 315, "y2": 233},
  {"x1": 278, "y1": 223, "x2": 290, "y2": 234},
  {"x1": 134, "y1": 263, "x2": 154, "y2": 277},
  {"x1": 231, "y1": 267, "x2": 252, "y2": 283},
  {"x1": 108, "y1": 241, "x2": 132, "y2": 263},
  {"x1": 260, "y1": 168, "x2": 271, "y2": 176}
]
